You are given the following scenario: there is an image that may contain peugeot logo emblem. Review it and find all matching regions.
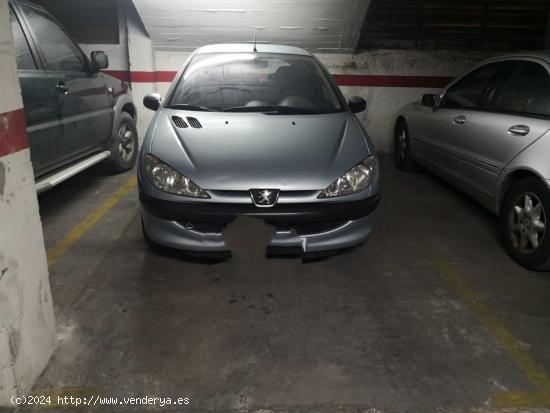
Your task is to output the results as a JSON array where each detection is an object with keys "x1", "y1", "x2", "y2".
[{"x1": 250, "y1": 189, "x2": 280, "y2": 207}]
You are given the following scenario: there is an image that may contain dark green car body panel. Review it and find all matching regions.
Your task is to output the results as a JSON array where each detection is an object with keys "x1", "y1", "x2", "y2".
[{"x1": 10, "y1": 0, "x2": 135, "y2": 179}]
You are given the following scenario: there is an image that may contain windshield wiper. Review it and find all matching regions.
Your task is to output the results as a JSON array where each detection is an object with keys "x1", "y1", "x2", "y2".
[
  {"x1": 222, "y1": 105, "x2": 319, "y2": 114},
  {"x1": 165, "y1": 103, "x2": 216, "y2": 112}
]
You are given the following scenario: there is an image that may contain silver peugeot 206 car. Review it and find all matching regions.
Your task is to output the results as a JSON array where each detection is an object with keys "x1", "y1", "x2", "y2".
[
  {"x1": 138, "y1": 44, "x2": 380, "y2": 257},
  {"x1": 396, "y1": 52, "x2": 550, "y2": 271}
]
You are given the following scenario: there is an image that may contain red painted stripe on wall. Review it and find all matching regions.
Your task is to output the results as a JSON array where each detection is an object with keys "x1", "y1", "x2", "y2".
[
  {"x1": 155, "y1": 71, "x2": 179, "y2": 83},
  {"x1": 0, "y1": 109, "x2": 29, "y2": 158},
  {"x1": 103, "y1": 70, "x2": 131, "y2": 83},
  {"x1": 103, "y1": 70, "x2": 177, "y2": 83},
  {"x1": 332, "y1": 74, "x2": 454, "y2": 88},
  {"x1": 103, "y1": 70, "x2": 453, "y2": 88},
  {"x1": 130, "y1": 71, "x2": 177, "y2": 83}
]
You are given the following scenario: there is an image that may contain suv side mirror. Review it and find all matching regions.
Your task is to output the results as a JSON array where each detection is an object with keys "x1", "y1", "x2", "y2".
[
  {"x1": 421, "y1": 93, "x2": 437, "y2": 108},
  {"x1": 144, "y1": 93, "x2": 162, "y2": 111},
  {"x1": 348, "y1": 96, "x2": 366, "y2": 113},
  {"x1": 91, "y1": 51, "x2": 109, "y2": 72}
]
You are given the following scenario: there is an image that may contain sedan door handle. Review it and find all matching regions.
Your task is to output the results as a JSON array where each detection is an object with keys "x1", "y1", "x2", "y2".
[
  {"x1": 452, "y1": 115, "x2": 467, "y2": 125},
  {"x1": 508, "y1": 125, "x2": 530, "y2": 136},
  {"x1": 56, "y1": 82, "x2": 70, "y2": 95}
]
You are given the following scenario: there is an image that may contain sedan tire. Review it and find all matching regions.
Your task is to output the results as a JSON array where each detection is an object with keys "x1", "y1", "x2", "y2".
[
  {"x1": 502, "y1": 177, "x2": 550, "y2": 271},
  {"x1": 394, "y1": 119, "x2": 416, "y2": 171}
]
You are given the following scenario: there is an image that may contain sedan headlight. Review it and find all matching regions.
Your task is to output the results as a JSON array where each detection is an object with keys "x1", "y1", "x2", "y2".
[
  {"x1": 319, "y1": 156, "x2": 378, "y2": 198},
  {"x1": 144, "y1": 154, "x2": 209, "y2": 198}
]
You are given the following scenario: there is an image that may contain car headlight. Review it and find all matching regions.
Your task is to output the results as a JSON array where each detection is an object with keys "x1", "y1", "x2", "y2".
[
  {"x1": 144, "y1": 154, "x2": 209, "y2": 198},
  {"x1": 319, "y1": 156, "x2": 378, "y2": 198}
]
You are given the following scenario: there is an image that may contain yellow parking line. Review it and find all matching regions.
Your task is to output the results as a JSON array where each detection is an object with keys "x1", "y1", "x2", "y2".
[
  {"x1": 431, "y1": 256, "x2": 550, "y2": 408},
  {"x1": 46, "y1": 177, "x2": 137, "y2": 266}
]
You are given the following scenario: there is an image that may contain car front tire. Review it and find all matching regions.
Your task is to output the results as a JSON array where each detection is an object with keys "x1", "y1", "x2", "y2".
[
  {"x1": 502, "y1": 177, "x2": 550, "y2": 271},
  {"x1": 105, "y1": 112, "x2": 138, "y2": 173},
  {"x1": 394, "y1": 119, "x2": 416, "y2": 171}
]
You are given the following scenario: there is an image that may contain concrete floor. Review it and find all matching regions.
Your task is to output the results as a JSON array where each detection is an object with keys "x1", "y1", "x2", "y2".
[{"x1": 14, "y1": 157, "x2": 550, "y2": 412}]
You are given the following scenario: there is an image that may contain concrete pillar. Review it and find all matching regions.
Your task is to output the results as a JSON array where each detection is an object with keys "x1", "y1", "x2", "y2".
[
  {"x1": 126, "y1": 1, "x2": 156, "y2": 138},
  {"x1": 0, "y1": 0, "x2": 56, "y2": 405},
  {"x1": 349, "y1": 0, "x2": 371, "y2": 53}
]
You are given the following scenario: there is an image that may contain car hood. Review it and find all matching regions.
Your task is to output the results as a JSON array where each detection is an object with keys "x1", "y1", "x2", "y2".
[{"x1": 148, "y1": 110, "x2": 372, "y2": 191}]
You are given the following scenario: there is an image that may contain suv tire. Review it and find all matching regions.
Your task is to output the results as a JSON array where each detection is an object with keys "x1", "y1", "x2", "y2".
[{"x1": 105, "y1": 112, "x2": 138, "y2": 173}]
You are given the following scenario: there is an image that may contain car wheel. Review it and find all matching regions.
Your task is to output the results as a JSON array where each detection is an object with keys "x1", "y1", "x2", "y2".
[
  {"x1": 502, "y1": 177, "x2": 550, "y2": 271},
  {"x1": 105, "y1": 112, "x2": 138, "y2": 173},
  {"x1": 394, "y1": 119, "x2": 416, "y2": 171}
]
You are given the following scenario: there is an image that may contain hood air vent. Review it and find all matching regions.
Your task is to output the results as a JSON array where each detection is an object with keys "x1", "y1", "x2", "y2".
[
  {"x1": 171, "y1": 116, "x2": 188, "y2": 129},
  {"x1": 187, "y1": 117, "x2": 202, "y2": 129}
]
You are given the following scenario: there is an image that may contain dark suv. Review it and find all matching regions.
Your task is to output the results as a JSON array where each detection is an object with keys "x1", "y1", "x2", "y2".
[{"x1": 10, "y1": 0, "x2": 138, "y2": 192}]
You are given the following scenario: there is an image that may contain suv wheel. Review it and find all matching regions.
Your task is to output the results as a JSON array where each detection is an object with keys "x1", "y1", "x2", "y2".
[
  {"x1": 502, "y1": 177, "x2": 550, "y2": 271},
  {"x1": 105, "y1": 112, "x2": 138, "y2": 173},
  {"x1": 394, "y1": 119, "x2": 416, "y2": 171}
]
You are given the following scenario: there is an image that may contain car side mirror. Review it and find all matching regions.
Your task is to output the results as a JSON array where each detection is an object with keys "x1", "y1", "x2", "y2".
[
  {"x1": 91, "y1": 51, "x2": 108, "y2": 72},
  {"x1": 349, "y1": 96, "x2": 366, "y2": 113},
  {"x1": 143, "y1": 93, "x2": 162, "y2": 111},
  {"x1": 421, "y1": 93, "x2": 437, "y2": 108}
]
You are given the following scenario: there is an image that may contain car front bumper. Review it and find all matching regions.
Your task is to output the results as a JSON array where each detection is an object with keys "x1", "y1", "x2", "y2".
[{"x1": 140, "y1": 192, "x2": 380, "y2": 254}]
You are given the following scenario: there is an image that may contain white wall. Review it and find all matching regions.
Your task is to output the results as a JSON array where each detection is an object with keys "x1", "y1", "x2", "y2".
[
  {"x1": 153, "y1": 49, "x2": 493, "y2": 152},
  {"x1": 155, "y1": 50, "x2": 190, "y2": 97},
  {"x1": 0, "y1": 0, "x2": 56, "y2": 405},
  {"x1": 317, "y1": 50, "x2": 493, "y2": 152},
  {"x1": 72, "y1": 2, "x2": 496, "y2": 152}
]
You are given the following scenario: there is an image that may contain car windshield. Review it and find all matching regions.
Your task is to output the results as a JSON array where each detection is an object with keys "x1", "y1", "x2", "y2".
[{"x1": 167, "y1": 52, "x2": 344, "y2": 113}]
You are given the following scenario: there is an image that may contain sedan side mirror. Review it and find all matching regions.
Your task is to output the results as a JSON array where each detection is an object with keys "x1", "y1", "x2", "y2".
[
  {"x1": 349, "y1": 96, "x2": 366, "y2": 113},
  {"x1": 421, "y1": 93, "x2": 437, "y2": 108},
  {"x1": 143, "y1": 93, "x2": 162, "y2": 111},
  {"x1": 91, "y1": 51, "x2": 109, "y2": 72}
]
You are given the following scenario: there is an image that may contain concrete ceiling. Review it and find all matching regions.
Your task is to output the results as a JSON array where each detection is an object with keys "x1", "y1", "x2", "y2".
[{"x1": 131, "y1": 0, "x2": 370, "y2": 52}]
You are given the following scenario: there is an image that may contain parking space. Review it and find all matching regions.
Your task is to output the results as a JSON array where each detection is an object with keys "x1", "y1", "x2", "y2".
[
  {"x1": 21, "y1": 157, "x2": 550, "y2": 413},
  {"x1": 3, "y1": 1, "x2": 550, "y2": 412}
]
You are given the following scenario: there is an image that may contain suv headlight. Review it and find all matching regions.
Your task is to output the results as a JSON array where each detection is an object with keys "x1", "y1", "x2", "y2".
[
  {"x1": 144, "y1": 154, "x2": 209, "y2": 198},
  {"x1": 319, "y1": 156, "x2": 378, "y2": 199}
]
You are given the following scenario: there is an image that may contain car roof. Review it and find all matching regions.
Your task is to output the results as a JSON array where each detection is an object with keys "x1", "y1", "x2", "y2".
[
  {"x1": 11, "y1": 0, "x2": 43, "y2": 8},
  {"x1": 11, "y1": 0, "x2": 52, "y2": 15},
  {"x1": 485, "y1": 51, "x2": 550, "y2": 65},
  {"x1": 194, "y1": 43, "x2": 313, "y2": 57}
]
